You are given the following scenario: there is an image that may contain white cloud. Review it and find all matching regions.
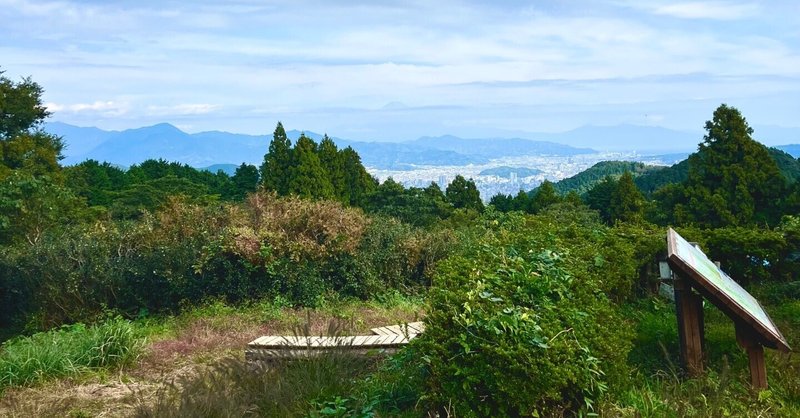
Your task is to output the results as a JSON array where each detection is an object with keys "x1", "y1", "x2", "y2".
[
  {"x1": 146, "y1": 104, "x2": 220, "y2": 116},
  {"x1": 45, "y1": 101, "x2": 128, "y2": 116},
  {"x1": 651, "y1": 1, "x2": 760, "y2": 20}
]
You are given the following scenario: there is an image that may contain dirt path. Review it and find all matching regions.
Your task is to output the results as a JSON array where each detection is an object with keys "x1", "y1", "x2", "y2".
[{"x1": 0, "y1": 304, "x2": 423, "y2": 417}]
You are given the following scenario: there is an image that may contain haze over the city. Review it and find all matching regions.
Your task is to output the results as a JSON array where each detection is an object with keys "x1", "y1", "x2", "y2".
[{"x1": 2, "y1": 0, "x2": 799, "y2": 144}]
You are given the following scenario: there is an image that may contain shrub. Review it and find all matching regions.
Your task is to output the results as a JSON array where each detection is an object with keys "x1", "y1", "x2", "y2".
[{"x1": 416, "y1": 213, "x2": 634, "y2": 416}]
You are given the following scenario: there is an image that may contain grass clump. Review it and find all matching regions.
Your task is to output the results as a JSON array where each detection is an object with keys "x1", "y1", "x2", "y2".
[
  {"x1": 0, "y1": 316, "x2": 143, "y2": 389},
  {"x1": 133, "y1": 319, "x2": 379, "y2": 417}
]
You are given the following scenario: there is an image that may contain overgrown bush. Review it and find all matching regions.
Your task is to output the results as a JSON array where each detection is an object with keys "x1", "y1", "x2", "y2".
[
  {"x1": 415, "y1": 211, "x2": 635, "y2": 416},
  {"x1": 0, "y1": 192, "x2": 452, "y2": 333}
]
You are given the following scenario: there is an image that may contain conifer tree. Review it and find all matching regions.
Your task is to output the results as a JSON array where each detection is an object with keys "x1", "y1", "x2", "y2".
[
  {"x1": 317, "y1": 135, "x2": 346, "y2": 202},
  {"x1": 446, "y1": 175, "x2": 483, "y2": 212},
  {"x1": 260, "y1": 122, "x2": 292, "y2": 195},
  {"x1": 511, "y1": 190, "x2": 531, "y2": 212},
  {"x1": 609, "y1": 171, "x2": 645, "y2": 223},
  {"x1": 231, "y1": 163, "x2": 259, "y2": 200},
  {"x1": 585, "y1": 176, "x2": 617, "y2": 223},
  {"x1": 288, "y1": 134, "x2": 334, "y2": 199},
  {"x1": 679, "y1": 104, "x2": 785, "y2": 227},
  {"x1": 341, "y1": 146, "x2": 377, "y2": 207},
  {"x1": 530, "y1": 180, "x2": 561, "y2": 213},
  {"x1": 489, "y1": 193, "x2": 514, "y2": 212}
]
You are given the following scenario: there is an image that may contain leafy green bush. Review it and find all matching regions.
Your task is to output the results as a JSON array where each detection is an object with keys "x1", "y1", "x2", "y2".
[
  {"x1": 415, "y1": 211, "x2": 634, "y2": 416},
  {"x1": 1, "y1": 192, "x2": 452, "y2": 331},
  {"x1": 0, "y1": 316, "x2": 142, "y2": 389}
]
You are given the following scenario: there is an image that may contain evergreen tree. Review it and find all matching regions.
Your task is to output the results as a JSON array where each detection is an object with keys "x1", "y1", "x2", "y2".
[
  {"x1": 231, "y1": 163, "x2": 259, "y2": 200},
  {"x1": 260, "y1": 122, "x2": 292, "y2": 195},
  {"x1": 317, "y1": 135, "x2": 346, "y2": 203},
  {"x1": 446, "y1": 175, "x2": 484, "y2": 212},
  {"x1": 288, "y1": 134, "x2": 334, "y2": 199},
  {"x1": 530, "y1": 180, "x2": 562, "y2": 213},
  {"x1": 341, "y1": 146, "x2": 377, "y2": 207},
  {"x1": 680, "y1": 104, "x2": 785, "y2": 227},
  {"x1": 608, "y1": 171, "x2": 645, "y2": 223},
  {"x1": 489, "y1": 193, "x2": 514, "y2": 212},
  {"x1": 564, "y1": 190, "x2": 583, "y2": 207},
  {"x1": 511, "y1": 190, "x2": 531, "y2": 212},
  {"x1": 585, "y1": 176, "x2": 617, "y2": 223}
]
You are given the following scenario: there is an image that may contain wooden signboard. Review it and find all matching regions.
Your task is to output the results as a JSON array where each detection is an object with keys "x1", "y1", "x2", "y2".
[{"x1": 666, "y1": 228, "x2": 791, "y2": 389}]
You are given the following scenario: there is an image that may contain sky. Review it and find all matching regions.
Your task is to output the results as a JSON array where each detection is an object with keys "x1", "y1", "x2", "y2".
[{"x1": 1, "y1": 0, "x2": 799, "y2": 142}]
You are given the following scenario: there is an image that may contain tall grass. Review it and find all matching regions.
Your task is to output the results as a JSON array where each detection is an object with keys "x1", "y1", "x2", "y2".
[
  {"x1": 133, "y1": 319, "x2": 380, "y2": 417},
  {"x1": 0, "y1": 316, "x2": 143, "y2": 389}
]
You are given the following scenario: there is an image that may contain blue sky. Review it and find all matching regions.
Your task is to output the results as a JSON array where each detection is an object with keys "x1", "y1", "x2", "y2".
[{"x1": 1, "y1": 0, "x2": 798, "y2": 142}]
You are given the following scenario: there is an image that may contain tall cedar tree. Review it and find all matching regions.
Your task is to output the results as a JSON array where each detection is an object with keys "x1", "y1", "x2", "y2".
[
  {"x1": 585, "y1": 176, "x2": 617, "y2": 223},
  {"x1": 260, "y1": 122, "x2": 292, "y2": 195},
  {"x1": 530, "y1": 180, "x2": 562, "y2": 213},
  {"x1": 609, "y1": 171, "x2": 645, "y2": 223},
  {"x1": 317, "y1": 135, "x2": 347, "y2": 203},
  {"x1": 446, "y1": 175, "x2": 484, "y2": 212},
  {"x1": 288, "y1": 134, "x2": 334, "y2": 199},
  {"x1": 678, "y1": 104, "x2": 785, "y2": 227},
  {"x1": 341, "y1": 146, "x2": 376, "y2": 207}
]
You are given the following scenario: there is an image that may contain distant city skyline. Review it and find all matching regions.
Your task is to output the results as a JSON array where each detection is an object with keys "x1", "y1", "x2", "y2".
[{"x1": 2, "y1": 0, "x2": 799, "y2": 143}]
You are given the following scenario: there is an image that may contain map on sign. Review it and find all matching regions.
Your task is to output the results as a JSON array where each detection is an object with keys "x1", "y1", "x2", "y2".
[{"x1": 667, "y1": 229, "x2": 789, "y2": 351}]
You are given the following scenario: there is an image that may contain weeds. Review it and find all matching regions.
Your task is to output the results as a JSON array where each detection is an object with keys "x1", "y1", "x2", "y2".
[
  {"x1": 0, "y1": 316, "x2": 143, "y2": 389},
  {"x1": 132, "y1": 318, "x2": 380, "y2": 417}
]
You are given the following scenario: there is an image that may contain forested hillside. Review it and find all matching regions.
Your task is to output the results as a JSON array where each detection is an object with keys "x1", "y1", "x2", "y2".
[{"x1": 1, "y1": 75, "x2": 799, "y2": 417}]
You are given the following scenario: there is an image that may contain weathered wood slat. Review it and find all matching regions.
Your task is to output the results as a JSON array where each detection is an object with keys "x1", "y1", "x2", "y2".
[
  {"x1": 247, "y1": 334, "x2": 417, "y2": 349},
  {"x1": 370, "y1": 321, "x2": 425, "y2": 336}
]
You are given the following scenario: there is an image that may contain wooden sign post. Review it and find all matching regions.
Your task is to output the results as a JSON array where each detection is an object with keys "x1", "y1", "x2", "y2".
[{"x1": 665, "y1": 229, "x2": 791, "y2": 389}]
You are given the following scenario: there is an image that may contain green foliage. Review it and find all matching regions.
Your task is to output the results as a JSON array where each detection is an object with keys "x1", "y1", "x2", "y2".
[
  {"x1": 318, "y1": 135, "x2": 347, "y2": 203},
  {"x1": 230, "y1": 162, "x2": 259, "y2": 200},
  {"x1": 677, "y1": 104, "x2": 786, "y2": 227},
  {"x1": 0, "y1": 73, "x2": 50, "y2": 141},
  {"x1": 289, "y1": 134, "x2": 335, "y2": 199},
  {"x1": 260, "y1": 121, "x2": 292, "y2": 194},
  {"x1": 609, "y1": 171, "x2": 646, "y2": 223},
  {"x1": 542, "y1": 161, "x2": 658, "y2": 196},
  {"x1": 0, "y1": 172, "x2": 87, "y2": 245},
  {"x1": 585, "y1": 175, "x2": 617, "y2": 223},
  {"x1": 367, "y1": 179, "x2": 454, "y2": 227},
  {"x1": 341, "y1": 146, "x2": 377, "y2": 207},
  {"x1": 445, "y1": 174, "x2": 483, "y2": 212},
  {"x1": 635, "y1": 159, "x2": 690, "y2": 195},
  {"x1": 530, "y1": 179, "x2": 562, "y2": 213},
  {"x1": 0, "y1": 316, "x2": 142, "y2": 389},
  {"x1": 415, "y1": 211, "x2": 636, "y2": 416}
]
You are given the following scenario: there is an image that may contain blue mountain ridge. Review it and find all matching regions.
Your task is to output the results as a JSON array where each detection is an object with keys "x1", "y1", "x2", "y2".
[{"x1": 48, "y1": 123, "x2": 593, "y2": 169}]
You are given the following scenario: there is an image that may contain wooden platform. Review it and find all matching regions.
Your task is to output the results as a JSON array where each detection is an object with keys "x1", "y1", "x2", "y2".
[
  {"x1": 370, "y1": 321, "x2": 425, "y2": 336},
  {"x1": 246, "y1": 322, "x2": 424, "y2": 361}
]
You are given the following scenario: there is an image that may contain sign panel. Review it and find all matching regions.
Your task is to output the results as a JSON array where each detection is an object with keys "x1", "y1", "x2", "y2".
[{"x1": 667, "y1": 228, "x2": 790, "y2": 352}]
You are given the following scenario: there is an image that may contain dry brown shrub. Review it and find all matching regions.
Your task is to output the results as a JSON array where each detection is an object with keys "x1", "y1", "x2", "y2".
[{"x1": 227, "y1": 191, "x2": 369, "y2": 263}]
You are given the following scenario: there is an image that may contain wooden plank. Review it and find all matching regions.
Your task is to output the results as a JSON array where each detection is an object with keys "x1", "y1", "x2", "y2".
[
  {"x1": 370, "y1": 327, "x2": 393, "y2": 336},
  {"x1": 736, "y1": 323, "x2": 769, "y2": 389},
  {"x1": 674, "y1": 275, "x2": 705, "y2": 376},
  {"x1": 248, "y1": 333, "x2": 420, "y2": 350}
]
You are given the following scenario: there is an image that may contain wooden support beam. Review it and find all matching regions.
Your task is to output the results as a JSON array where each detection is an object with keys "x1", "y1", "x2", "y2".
[
  {"x1": 736, "y1": 323, "x2": 768, "y2": 390},
  {"x1": 674, "y1": 275, "x2": 704, "y2": 376}
]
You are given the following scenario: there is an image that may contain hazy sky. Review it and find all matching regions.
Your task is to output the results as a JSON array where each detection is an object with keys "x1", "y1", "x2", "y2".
[{"x1": 2, "y1": 0, "x2": 798, "y2": 141}]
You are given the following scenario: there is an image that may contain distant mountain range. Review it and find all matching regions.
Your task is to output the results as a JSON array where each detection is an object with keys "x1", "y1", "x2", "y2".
[
  {"x1": 777, "y1": 144, "x2": 800, "y2": 158},
  {"x1": 47, "y1": 122, "x2": 800, "y2": 170},
  {"x1": 48, "y1": 122, "x2": 594, "y2": 169}
]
